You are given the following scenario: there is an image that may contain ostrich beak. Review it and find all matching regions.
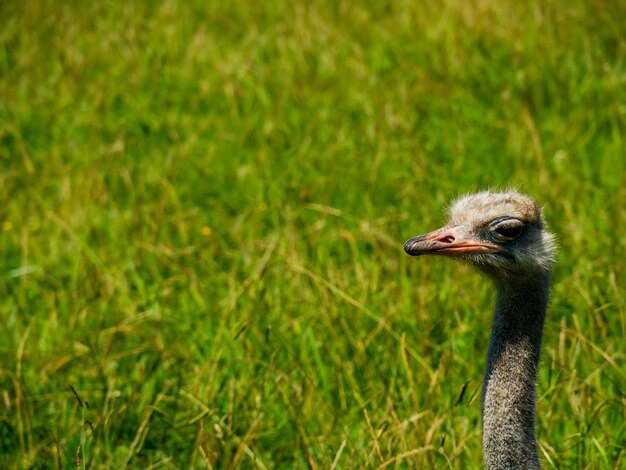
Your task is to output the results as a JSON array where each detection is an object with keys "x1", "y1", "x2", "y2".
[{"x1": 404, "y1": 226, "x2": 500, "y2": 257}]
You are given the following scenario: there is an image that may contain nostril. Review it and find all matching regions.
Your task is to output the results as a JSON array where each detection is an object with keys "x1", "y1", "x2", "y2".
[{"x1": 438, "y1": 235, "x2": 455, "y2": 244}]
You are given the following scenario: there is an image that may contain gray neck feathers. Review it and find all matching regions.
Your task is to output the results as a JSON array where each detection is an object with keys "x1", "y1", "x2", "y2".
[{"x1": 482, "y1": 272, "x2": 550, "y2": 469}]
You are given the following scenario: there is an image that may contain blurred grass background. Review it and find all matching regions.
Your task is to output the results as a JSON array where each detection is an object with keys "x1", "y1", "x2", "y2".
[{"x1": 0, "y1": 0, "x2": 624, "y2": 468}]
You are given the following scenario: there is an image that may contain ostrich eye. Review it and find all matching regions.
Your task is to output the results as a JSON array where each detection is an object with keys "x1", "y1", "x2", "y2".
[{"x1": 490, "y1": 219, "x2": 524, "y2": 241}]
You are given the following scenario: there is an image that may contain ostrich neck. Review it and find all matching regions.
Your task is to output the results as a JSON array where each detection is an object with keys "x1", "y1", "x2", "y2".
[{"x1": 482, "y1": 272, "x2": 551, "y2": 470}]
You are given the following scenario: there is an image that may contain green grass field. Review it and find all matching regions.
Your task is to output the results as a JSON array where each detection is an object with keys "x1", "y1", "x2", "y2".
[{"x1": 1, "y1": 0, "x2": 625, "y2": 468}]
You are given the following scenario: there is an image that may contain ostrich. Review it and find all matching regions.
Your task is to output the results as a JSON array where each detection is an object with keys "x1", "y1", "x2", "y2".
[{"x1": 404, "y1": 191, "x2": 556, "y2": 469}]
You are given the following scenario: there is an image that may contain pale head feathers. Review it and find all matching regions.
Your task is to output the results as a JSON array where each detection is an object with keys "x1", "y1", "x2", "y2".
[{"x1": 447, "y1": 190, "x2": 557, "y2": 279}]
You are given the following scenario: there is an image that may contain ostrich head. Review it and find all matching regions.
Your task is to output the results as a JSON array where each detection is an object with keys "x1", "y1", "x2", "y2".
[{"x1": 404, "y1": 191, "x2": 556, "y2": 282}]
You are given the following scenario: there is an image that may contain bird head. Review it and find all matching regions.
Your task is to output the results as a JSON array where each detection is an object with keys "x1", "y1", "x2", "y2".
[{"x1": 404, "y1": 191, "x2": 556, "y2": 281}]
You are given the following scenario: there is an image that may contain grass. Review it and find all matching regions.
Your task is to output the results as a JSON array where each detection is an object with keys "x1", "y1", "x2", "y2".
[{"x1": 0, "y1": 0, "x2": 624, "y2": 468}]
